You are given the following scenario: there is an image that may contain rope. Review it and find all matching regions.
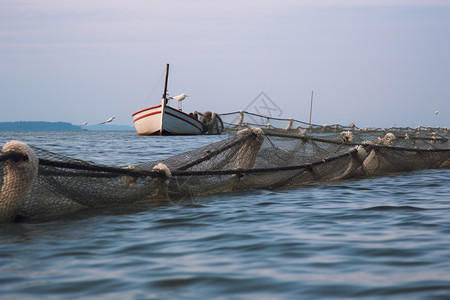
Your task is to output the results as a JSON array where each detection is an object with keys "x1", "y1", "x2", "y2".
[
  {"x1": 32, "y1": 144, "x2": 449, "y2": 178},
  {"x1": 219, "y1": 111, "x2": 312, "y2": 127},
  {"x1": 141, "y1": 69, "x2": 165, "y2": 108},
  {"x1": 37, "y1": 158, "x2": 167, "y2": 178},
  {"x1": 362, "y1": 144, "x2": 450, "y2": 153},
  {"x1": 2, "y1": 143, "x2": 357, "y2": 179}
]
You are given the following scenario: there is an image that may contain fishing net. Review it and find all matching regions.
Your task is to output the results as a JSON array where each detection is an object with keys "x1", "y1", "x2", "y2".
[
  {"x1": 220, "y1": 110, "x2": 450, "y2": 136},
  {"x1": 1, "y1": 126, "x2": 449, "y2": 222}
]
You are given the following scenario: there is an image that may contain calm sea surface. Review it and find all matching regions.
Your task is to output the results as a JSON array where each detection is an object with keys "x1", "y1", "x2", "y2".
[{"x1": 1, "y1": 131, "x2": 449, "y2": 299}]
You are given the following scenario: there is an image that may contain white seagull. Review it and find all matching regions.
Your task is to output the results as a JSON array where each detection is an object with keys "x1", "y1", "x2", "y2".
[
  {"x1": 169, "y1": 94, "x2": 189, "y2": 110},
  {"x1": 169, "y1": 94, "x2": 189, "y2": 101},
  {"x1": 81, "y1": 122, "x2": 88, "y2": 126},
  {"x1": 99, "y1": 117, "x2": 115, "y2": 124}
]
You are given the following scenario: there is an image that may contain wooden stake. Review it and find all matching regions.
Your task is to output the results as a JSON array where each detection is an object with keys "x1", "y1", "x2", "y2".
[{"x1": 309, "y1": 90, "x2": 314, "y2": 126}]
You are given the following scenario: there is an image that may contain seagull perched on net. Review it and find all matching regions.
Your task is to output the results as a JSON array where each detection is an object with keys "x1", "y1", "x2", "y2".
[
  {"x1": 99, "y1": 117, "x2": 115, "y2": 124},
  {"x1": 169, "y1": 94, "x2": 189, "y2": 110}
]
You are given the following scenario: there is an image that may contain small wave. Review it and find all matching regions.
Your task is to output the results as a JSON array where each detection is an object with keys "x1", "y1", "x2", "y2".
[{"x1": 360, "y1": 205, "x2": 426, "y2": 211}]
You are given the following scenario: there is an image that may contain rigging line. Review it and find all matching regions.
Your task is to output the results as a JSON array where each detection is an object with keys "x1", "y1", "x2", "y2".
[
  {"x1": 37, "y1": 158, "x2": 166, "y2": 178},
  {"x1": 141, "y1": 70, "x2": 165, "y2": 108}
]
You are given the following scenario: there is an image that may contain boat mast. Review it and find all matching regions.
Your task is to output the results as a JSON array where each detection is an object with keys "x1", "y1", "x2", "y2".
[
  {"x1": 160, "y1": 64, "x2": 170, "y2": 135},
  {"x1": 162, "y1": 64, "x2": 170, "y2": 104}
]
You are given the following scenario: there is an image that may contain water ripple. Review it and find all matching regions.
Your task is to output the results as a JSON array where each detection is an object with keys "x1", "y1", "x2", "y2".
[
  {"x1": 1, "y1": 132, "x2": 450, "y2": 299},
  {"x1": 360, "y1": 205, "x2": 427, "y2": 211}
]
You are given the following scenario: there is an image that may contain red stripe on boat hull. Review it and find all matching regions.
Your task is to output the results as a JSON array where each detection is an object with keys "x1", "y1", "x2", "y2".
[{"x1": 132, "y1": 105, "x2": 203, "y2": 135}]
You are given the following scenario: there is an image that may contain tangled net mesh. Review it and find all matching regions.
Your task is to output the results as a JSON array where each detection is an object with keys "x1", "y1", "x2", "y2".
[{"x1": 1, "y1": 125, "x2": 449, "y2": 222}]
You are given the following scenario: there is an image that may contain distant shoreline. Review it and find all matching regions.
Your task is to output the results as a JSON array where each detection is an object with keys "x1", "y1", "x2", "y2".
[{"x1": 0, "y1": 121, "x2": 134, "y2": 131}]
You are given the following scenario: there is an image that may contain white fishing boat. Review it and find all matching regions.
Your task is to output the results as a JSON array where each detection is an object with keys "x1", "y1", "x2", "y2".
[{"x1": 132, "y1": 64, "x2": 204, "y2": 136}]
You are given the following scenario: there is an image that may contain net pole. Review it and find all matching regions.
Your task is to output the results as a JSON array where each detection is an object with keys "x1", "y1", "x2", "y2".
[{"x1": 309, "y1": 90, "x2": 314, "y2": 126}]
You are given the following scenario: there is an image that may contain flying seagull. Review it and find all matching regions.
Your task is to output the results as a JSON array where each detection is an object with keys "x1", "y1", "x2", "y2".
[
  {"x1": 99, "y1": 117, "x2": 115, "y2": 124},
  {"x1": 169, "y1": 94, "x2": 189, "y2": 110},
  {"x1": 81, "y1": 122, "x2": 88, "y2": 126}
]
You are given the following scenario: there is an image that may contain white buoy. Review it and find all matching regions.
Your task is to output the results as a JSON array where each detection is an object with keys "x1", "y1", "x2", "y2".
[{"x1": 0, "y1": 141, "x2": 38, "y2": 223}]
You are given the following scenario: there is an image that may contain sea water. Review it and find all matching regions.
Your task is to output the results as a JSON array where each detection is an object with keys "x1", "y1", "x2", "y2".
[{"x1": 0, "y1": 131, "x2": 449, "y2": 299}]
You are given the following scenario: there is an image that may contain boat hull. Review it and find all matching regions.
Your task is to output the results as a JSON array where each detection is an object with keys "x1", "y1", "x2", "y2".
[{"x1": 132, "y1": 105, "x2": 204, "y2": 136}]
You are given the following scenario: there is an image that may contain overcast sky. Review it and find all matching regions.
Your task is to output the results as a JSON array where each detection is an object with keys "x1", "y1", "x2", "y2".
[{"x1": 1, "y1": 0, "x2": 449, "y2": 128}]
